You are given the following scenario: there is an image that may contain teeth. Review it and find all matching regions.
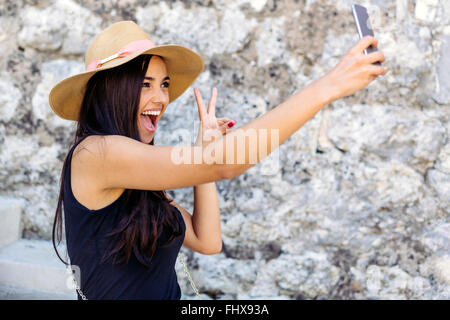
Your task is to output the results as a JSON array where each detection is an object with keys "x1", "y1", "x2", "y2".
[{"x1": 141, "y1": 110, "x2": 160, "y2": 116}]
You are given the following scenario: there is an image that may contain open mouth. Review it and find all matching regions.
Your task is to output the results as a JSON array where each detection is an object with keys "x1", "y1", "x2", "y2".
[{"x1": 140, "y1": 113, "x2": 159, "y2": 132}]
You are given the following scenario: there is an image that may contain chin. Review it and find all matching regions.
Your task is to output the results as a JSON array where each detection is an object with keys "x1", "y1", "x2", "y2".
[
  {"x1": 147, "y1": 134, "x2": 155, "y2": 144},
  {"x1": 138, "y1": 133, "x2": 153, "y2": 144}
]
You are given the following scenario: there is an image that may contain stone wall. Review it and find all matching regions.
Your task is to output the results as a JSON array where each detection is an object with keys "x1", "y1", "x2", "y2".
[{"x1": 0, "y1": 0, "x2": 449, "y2": 299}]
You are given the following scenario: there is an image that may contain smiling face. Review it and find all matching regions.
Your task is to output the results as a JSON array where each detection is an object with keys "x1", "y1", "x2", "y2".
[{"x1": 138, "y1": 55, "x2": 170, "y2": 144}]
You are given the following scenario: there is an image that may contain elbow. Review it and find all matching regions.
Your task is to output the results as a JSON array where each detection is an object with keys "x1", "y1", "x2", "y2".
[
  {"x1": 219, "y1": 166, "x2": 237, "y2": 180},
  {"x1": 201, "y1": 241, "x2": 223, "y2": 255}
]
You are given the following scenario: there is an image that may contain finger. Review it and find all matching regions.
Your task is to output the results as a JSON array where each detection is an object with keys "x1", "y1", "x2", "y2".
[
  {"x1": 217, "y1": 118, "x2": 234, "y2": 124},
  {"x1": 226, "y1": 121, "x2": 236, "y2": 128},
  {"x1": 364, "y1": 64, "x2": 387, "y2": 77},
  {"x1": 194, "y1": 88, "x2": 207, "y2": 122},
  {"x1": 207, "y1": 87, "x2": 217, "y2": 118},
  {"x1": 217, "y1": 118, "x2": 236, "y2": 128},
  {"x1": 219, "y1": 123, "x2": 233, "y2": 135},
  {"x1": 217, "y1": 124, "x2": 226, "y2": 135},
  {"x1": 351, "y1": 35, "x2": 378, "y2": 55},
  {"x1": 363, "y1": 50, "x2": 385, "y2": 65}
]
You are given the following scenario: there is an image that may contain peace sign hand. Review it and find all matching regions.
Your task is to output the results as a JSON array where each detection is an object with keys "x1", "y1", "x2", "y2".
[{"x1": 193, "y1": 87, "x2": 236, "y2": 147}]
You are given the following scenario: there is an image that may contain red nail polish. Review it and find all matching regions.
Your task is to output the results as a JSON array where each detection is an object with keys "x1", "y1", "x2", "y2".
[{"x1": 228, "y1": 122, "x2": 235, "y2": 128}]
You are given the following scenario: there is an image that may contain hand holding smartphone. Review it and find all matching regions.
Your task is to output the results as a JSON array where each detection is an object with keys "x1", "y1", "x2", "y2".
[
  {"x1": 352, "y1": 3, "x2": 381, "y2": 65},
  {"x1": 311, "y1": 3, "x2": 387, "y2": 102}
]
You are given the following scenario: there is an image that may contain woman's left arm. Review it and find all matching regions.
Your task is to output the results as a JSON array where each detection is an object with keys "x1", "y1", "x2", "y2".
[
  {"x1": 170, "y1": 182, "x2": 222, "y2": 254},
  {"x1": 192, "y1": 181, "x2": 222, "y2": 253},
  {"x1": 174, "y1": 87, "x2": 235, "y2": 254}
]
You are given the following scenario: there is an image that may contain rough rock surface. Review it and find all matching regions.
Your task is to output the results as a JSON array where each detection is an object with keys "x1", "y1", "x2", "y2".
[{"x1": 0, "y1": 0, "x2": 448, "y2": 299}]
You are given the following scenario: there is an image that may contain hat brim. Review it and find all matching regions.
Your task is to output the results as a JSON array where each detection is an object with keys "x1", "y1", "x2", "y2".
[{"x1": 48, "y1": 45, "x2": 204, "y2": 121}]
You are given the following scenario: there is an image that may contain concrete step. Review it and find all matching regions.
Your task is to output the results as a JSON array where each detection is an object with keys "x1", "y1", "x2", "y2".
[
  {"x1": 0, "y1": 196, "x2": 25, "y2": 248},
  {"x1": 0, "y1": 239, "x2": 77, "y2": 299},
  {"x1": 0, "y1": 284, "x2": 76, "y2": 300}
]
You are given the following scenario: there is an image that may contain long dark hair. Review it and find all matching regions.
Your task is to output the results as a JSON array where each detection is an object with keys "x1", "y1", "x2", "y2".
[{"x1": 52, "y1": 54, "x2": 184, "y2": 268}]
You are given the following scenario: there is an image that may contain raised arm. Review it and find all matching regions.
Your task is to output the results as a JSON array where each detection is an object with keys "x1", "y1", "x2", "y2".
[
  {"x1": 78, "y1": 36, "x2": 385, "y2": 192},
  {"x1": 213, "y1": 36, "x2": 386, "y2": 178}
]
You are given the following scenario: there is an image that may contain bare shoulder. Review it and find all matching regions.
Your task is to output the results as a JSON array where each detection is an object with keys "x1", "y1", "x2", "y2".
[
  {"x1": 71, "y1": 135, "x2": 132, "y2": 190},
  {"x1": 71, "y1": 134, "x2": 162, "y2": 190},
  {"x1": 72, "y1": 134, "x2": 224, "y2": 192},
  {"x1": 72, "y1": 135, "x2": 111, "y2": 161},
  {"x1": 72, "y1": 135, "x2": 135, "y2": 166},
  {"x1": 74, "y1": 134, "x2": 151, "y2": 161},
  {"x1": 71, "y1": 135, "x2": 125, "y2": 210}
]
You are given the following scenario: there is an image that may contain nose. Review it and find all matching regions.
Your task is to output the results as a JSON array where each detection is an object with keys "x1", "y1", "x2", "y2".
[{"x1": 151, "y1": 87, "x2": 169, "y2": 106}]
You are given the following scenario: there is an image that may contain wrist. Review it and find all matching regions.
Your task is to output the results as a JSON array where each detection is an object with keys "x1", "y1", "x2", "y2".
[{"x1": 309, "y1": 76, "x2": 338, "y2": 105}]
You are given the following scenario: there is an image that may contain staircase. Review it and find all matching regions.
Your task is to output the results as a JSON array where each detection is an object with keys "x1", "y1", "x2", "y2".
[{"x1": 0, "y1": 196, "x2": 77, "y2": 300}]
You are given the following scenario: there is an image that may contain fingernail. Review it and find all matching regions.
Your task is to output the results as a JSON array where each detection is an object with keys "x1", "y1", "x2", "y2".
[{"x1": 228, "y1": 122, "x2": 235, "y2": 128}]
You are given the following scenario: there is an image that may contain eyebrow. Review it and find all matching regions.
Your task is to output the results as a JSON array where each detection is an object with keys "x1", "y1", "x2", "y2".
[{"x1": 144, "y1": 76, "x2": 170, "y2": 81}]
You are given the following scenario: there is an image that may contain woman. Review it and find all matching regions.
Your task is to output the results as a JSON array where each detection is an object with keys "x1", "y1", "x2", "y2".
[{"x1": 51, "y1": 21, "x2": 386, "y2": 300}]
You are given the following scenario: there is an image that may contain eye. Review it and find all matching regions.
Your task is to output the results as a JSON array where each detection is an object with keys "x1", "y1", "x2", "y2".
[{"x1": 141, "y1": 82, "x2": 170, "y2": 88}]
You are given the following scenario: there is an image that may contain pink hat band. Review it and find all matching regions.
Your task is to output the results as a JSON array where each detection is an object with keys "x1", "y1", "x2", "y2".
[{"x1": 86, "y1": 39, "x2": 155, "y2": 71}]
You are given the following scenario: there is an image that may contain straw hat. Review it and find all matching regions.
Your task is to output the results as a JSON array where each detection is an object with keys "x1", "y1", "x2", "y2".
[{"x1": 48, "y1": 20, "x2": 204, "y2": 121}]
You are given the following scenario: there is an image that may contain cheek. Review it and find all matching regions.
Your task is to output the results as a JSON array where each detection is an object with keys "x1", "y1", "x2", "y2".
[
  {"x1": 138, "y1": 93, "x2": 147, "y2": 107},
  {"x1": 136, "y1": 115, "x2": 142, "y2": 133}
]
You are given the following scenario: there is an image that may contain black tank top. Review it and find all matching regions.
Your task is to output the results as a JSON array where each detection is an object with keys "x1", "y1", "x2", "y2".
[{"x1": 63, "y1": 142, "x2": 186, "y2": 300}]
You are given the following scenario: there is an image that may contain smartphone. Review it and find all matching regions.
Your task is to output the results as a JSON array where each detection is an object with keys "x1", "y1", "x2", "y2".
[{"x1": 352, "y1": 3, "x2": 381, "y2": 65}]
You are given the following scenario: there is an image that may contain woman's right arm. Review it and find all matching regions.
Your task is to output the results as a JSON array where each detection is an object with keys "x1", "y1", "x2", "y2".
[
  {"x1": 80, "y1": 35, "x2": 386, "y2": 191},
  {"x1": 212, "y1": 35, "x2": 387, "y2": 178}
]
